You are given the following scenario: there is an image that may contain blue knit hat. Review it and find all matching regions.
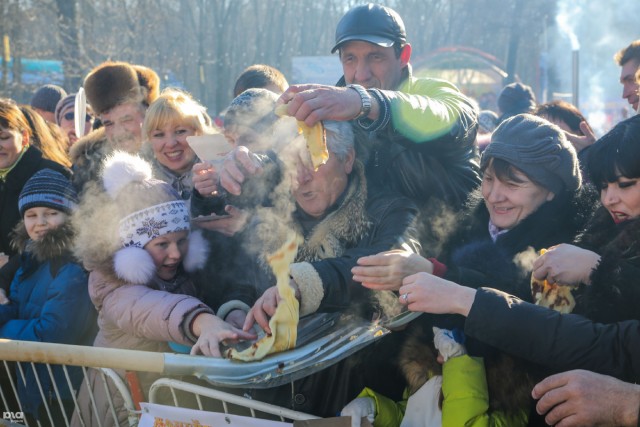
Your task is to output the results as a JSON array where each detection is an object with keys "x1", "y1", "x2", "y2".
[{"x1": 19, "y1": 169, "x2": 78, "y2": 216}]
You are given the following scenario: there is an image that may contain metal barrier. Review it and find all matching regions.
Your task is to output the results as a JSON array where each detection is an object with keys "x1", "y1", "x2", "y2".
[
  {"x1": 0, "y1": 339, "x2": 316, "y2": 426},
  {"x1": 148, "y1": 378, "x2": 317, "y2": 421}
]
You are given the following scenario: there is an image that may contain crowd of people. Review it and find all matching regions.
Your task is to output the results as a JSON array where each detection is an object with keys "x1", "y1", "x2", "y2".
[{"x1": 0, "y1": 3, "x2": 639, "y2": 426}]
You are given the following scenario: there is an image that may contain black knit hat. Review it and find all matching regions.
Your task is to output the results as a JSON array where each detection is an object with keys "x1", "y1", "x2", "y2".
[
  {"x1": 224, "y1": 88, "x2": 278, "y2": 133},
  {"x1": 497, "y1": 82, "x2": 536, "y2": 122},
  {"x1": 19, "y1": 169, "x2": 78, "y2": 216},
  {"x1": 331, "y1": 4, "x2": 406, "y2": 53},
  {"x1": 482, "y1": 114, "x2": 581, "y2": 194},
  {"x1": 30, "y1": 84, "x2": 68, "y2": 113}
]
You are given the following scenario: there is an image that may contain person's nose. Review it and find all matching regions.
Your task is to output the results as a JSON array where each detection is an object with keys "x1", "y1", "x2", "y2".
[
  {"x1": 167, "y1": 243, "x2": 181, "y2": 260},
  {"x1": 296, "y1": 164, "x2": 313, "y2": 185},
  {"x1": 354, "y1": 61, "x2": 372, "y2": 85},
  {"x1": 485, "y1": 182, "x2": 506, "y2": 203},
  {"x1": 602, "y1": 186, "x2": 619, "y2": 207}
]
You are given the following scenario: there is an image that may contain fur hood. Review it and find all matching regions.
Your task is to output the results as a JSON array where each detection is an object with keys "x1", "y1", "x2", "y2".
[
  {"x1": 10, "y1": 221, "x2": 75, "y2": 263},
  {"x1": 295, "y1": 161, "x2": 371, "y2": 261},
  {"x1": 69, "y1": 127, "x2": 108, "y2": 165},
  {"x1": 69, "y1": 127, "x2": 110, "y2": 193}
]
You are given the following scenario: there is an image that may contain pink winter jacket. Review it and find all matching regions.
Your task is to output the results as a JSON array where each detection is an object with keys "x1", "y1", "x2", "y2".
[{"x1": 88, "y1": 270, "x2": 210, "y2": 352}]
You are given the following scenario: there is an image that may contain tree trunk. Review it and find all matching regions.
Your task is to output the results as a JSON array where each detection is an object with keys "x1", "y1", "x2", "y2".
[{"x1": 55, "y1": 0, "x2": 82, "y2": 90}]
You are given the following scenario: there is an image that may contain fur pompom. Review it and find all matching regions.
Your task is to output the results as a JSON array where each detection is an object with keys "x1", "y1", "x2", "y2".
[
  {"x1": 102, "y1": 151, "x2": 153, "y2": 198},
  {"x1": 183, "y1": 230, "x2": 209, "y2": 272},
  {"x1": 113, "y1": 246, "x2": 155, "y2": 284}
]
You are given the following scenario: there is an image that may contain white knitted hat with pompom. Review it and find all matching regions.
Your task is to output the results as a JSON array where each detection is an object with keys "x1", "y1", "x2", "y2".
[{"x1": 102, "y1": 151, "x2": 208, "y2": 284}]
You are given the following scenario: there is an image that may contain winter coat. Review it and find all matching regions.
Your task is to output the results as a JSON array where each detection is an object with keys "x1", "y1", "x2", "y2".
[
  {"x1": 217, "y1": 161, "x2": 420, "y2": 320},
  {"x1": 151, "y1": 156, "x2": 197, "y2": 200},
  {"x1": 0, "y1": 145, "x2": 70, "y2": 256},
  {"x1": 439, "y1": 187, "x2": 596, "y2": 302},
  {"x1": 71, "y1": 267, "x2": 214, "y2": 427},
  {"x1": 572, "y1": 206, "x2": 640, "y2": 323},
  {"x1": 361, "y1": 356, "x2": 529, "y2": 427},
  {"x1": 242, "y1": 162, "x2": 420, "y2": 417},
  {"x1": 89, "y1": 268, "x2": 211, "y2": 352},
  {"x1": 465, "y1": 287, "x2": 640, "y2": 384},
  {"x1": 0, "y1": 222, "x2": 95, "y2": 415},
  {"x1": 337, "y1": 66, "x2": 481, "y2": 212}
]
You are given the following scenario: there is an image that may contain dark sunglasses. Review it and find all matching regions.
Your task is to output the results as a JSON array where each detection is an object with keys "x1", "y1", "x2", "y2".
[{"x1": 64, "y1": 112, "x2": 93, "y2": 122}]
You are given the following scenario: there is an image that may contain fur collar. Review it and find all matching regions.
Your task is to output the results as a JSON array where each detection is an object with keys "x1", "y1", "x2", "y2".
[
  {"x1": 295, "y1": 161, "x2": 371, "y2": 261},
  {"x1": 10, "y1": 221, "x2": 75, "y2": 263},
  {"x1": 400, "y1": 321, "x2": 534, "y2": 416},
  {"x1": 69, "y1": 127, "x2": 108, "y2": 165},
  {"x1": 576, "y1": 206, "x2": 640, "y2": 255}
]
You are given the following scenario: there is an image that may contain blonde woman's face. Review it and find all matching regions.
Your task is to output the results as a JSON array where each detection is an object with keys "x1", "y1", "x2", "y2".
[{"x1": 149, "y1": 122, "x2": 198, "y2": 175}]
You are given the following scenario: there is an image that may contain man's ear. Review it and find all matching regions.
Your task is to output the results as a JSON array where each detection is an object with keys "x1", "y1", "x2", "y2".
[
  {"x1": 400, "y1": 44, "x2": 412, "y2": 67},
  {"x1": 343, "y1": 147, "x2": 356, "y2": 174}
]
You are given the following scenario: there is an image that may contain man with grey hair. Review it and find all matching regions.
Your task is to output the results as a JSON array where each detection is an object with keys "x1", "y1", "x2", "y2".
[
  {"x1": 216, "y1": 120, "x2": 419, "y2": 332},
  {"x1": 195, "y1": 120, "x2": 419, "y2": 416}
]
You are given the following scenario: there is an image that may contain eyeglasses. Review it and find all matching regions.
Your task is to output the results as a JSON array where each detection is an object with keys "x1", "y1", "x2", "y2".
[{"x1": 64, "y1": 112, "x2": 93, "y2": 122}]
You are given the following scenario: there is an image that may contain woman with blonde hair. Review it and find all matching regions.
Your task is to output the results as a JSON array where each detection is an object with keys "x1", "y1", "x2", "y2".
[{"x1": 143, "y1": 88, "x2": 216, "y2": 199}]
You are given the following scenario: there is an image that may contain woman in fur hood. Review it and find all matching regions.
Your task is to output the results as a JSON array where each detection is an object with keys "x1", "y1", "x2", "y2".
[
  {"x1": 0, "y1": 168, "x2": 95, "y2": 426},
  {"x1": 533, "y1": 115, "x2": 640, "y2": 324}
]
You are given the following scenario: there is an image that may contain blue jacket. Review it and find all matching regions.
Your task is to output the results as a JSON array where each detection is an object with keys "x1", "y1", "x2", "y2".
[{"x1": 0, "y1": 222, "x2": 96, "y2": 415}]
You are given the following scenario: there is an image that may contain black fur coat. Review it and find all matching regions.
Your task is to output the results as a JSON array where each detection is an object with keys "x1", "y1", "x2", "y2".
[
  {"x1": 574, "y1": 206, "x2": 640, "y2": 323},
  {"x1": 440, "y1": 187, "x2": 596, "y2": 302}
]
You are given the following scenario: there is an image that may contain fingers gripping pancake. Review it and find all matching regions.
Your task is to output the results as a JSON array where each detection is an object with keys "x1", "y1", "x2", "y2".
[
  {"x1": 228, "y1": 231, "x2": 303, "y2": 361},
  {"x1": 275, "y1": 104, "x2": 328, "y2": 170},
  {"x1": 530, "y1": 249, "x2": 576, "y2": 314}
]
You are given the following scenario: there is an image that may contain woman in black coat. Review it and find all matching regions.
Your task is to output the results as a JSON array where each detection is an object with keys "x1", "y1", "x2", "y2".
[
  {"x1": 534, "y1": 115, "x2": 640, "y2": 323},
  {"x1": 0, "y1": 99, "x2": 69, "y2": 258}
]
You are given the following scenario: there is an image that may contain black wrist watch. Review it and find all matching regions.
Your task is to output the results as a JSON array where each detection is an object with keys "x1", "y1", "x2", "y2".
[{"x1": 347, "y1": 84, "x2": 372, "y2": 120}]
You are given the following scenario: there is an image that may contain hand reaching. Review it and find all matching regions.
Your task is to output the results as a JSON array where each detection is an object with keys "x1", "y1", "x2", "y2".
[
  {"x1": 532, "y1": 244, "x2": 600, "y2": 286},
  {"x1": 190, "y1": 313, "x2": 256, "y2": 357},
  {"x1": 353, "y1": 250, "x2": 433, "y2": 291}
]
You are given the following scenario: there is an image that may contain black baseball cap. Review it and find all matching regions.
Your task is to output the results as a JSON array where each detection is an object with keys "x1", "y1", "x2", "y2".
[{"x1": 331, "y1": 4, "x2": 406, "y2": 53}]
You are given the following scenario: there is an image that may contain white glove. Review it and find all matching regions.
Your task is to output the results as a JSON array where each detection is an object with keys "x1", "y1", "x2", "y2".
[
  {"x1": 341, "y1": 396, "x2": 375, "y2": 427},
  {"x1": 433, "y1": 327, "x2": 466, "y2": 362},
  {"x1": 0, "y1": 289, "x2": 9, "y2": 305}
]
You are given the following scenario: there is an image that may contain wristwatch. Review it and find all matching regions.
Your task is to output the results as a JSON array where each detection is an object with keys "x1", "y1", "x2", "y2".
[{"x1": 347, "y1": 84, "x2": 372, "y2": 120}]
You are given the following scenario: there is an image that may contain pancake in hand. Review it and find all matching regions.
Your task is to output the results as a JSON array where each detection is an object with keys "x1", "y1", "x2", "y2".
[
  {"x1": 228, "y1": 231, "x2": 302, "y2": 361},
  {"x1": 275, "y1": 104, "x2": 328, "y2": 170},
  {"x1": 530, "y1": 249, "x2": 576, "y2": 314}
]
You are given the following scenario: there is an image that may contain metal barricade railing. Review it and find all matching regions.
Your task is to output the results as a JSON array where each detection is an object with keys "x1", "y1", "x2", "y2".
[
  {"x1": 148, "y1": 378, "x2": 318, "y2": 422},
  {"x1": 0, "y1": 339, "x2": 317, "y2": 426}
]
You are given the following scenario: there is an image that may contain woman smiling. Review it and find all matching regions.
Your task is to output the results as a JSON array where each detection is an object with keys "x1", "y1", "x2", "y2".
[
  {"x1": 143, "y1": 88, "x2": 216, "y2": 200},
  {"x1": 352, "y1": 114, "x2": 595, "y2": 302},
  {"x1": 0, "y1": 99, "x2": 70, "y2": 258}
]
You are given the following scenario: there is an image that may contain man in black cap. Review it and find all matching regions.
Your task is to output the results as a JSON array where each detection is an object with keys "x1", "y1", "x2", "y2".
[{"x1": 219, "y1": 3, "x2": 480, "y2": 254}]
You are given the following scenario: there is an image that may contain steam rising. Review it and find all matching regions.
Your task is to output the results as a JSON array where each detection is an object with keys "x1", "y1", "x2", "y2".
[
  {"x1": 512, "y1": 246, "x2": 539, "y2": 278},
  {"x1": 556, "y1": 2, "x2": 580, "y2": 51}
]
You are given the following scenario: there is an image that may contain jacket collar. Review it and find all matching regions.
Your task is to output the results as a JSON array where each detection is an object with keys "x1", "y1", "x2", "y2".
[{"x1": 295, "y1": 161, "x2": 371, "y2": 261}]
